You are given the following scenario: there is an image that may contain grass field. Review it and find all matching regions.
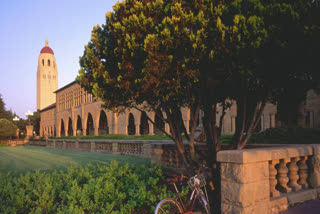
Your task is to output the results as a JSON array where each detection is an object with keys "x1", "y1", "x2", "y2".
[{"x1": 0, "y1": 146, "x2": 149, "y2": 173}]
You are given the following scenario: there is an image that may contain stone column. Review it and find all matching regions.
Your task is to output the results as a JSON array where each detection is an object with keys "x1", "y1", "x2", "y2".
[
  {"x1": 309, "y1": 155, "x2": 320, "y2": 188},
  {"x1": 288, "y1": 157, "x2": 302, "y2": 191},
  {"x1": 298, "y1": 156, "x2": 309, "y2": 188},
  {"x1": 83, "y1": 129, "x2": 87, "y2": 136},
  {"x1": 269, "y1": 160, "x2": 280, "y2": 197},
  {"x1": 277, "y1": 158, "x2": 292, "y2": 193},
  {"x1": 135, "y1": 124, "x2": 140, "y2": 136},
  {"x1": 148, "y1": 122, "x2": 154, "y2": 135},
  {"x1": 94, "y1": 127, "x2": 99, "y2": 136},
  {"x1": 26, "y1": 125, "x2": 34, "y2": 139}
]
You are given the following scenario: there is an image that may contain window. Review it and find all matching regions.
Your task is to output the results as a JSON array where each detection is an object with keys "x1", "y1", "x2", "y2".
[
  {"x1": 53, "y1": 76, "x2": 56, "y2": 80},
  {"x1": 43, "y1": 75, "x2": 46, "y2": 79},
  {"x1": 48, "y1": 75, "x2": 51, "y2": 79},
  {"x1": 48, "y1": 59, "x2": 50, "y2": 66},
  {"x1": 42, "y1": 59, "x2": 44, "y2": 66}
]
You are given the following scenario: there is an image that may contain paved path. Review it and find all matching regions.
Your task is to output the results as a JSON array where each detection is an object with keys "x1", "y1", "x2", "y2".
[{"x1": 281, "y1": 199, "x2": 320, "y2": 214}]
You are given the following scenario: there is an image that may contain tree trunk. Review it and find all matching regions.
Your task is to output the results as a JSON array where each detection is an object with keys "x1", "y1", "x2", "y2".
[{"x1": 203, "y1": 103, "x2": 221, "y2": 214}]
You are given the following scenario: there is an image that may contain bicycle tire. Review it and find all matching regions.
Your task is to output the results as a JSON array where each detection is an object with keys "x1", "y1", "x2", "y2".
[
  {"x1": 154, "y1": 198, "x2": 183, "y2": 214},
  {"x1": 198, "y1": 192, "x2": 211, "y2": 214}
]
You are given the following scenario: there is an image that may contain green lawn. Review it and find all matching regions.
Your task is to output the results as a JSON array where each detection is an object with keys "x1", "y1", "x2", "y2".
[{"x1": 0, "y1": 146, "x2": 149, "y2": 173}]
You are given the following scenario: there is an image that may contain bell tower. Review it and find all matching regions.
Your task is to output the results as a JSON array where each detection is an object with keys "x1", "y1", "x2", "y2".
[{"x1": 37, "y1": 40, "x2": 58, "y2": 110}]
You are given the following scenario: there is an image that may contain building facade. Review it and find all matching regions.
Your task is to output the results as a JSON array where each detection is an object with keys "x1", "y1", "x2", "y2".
[
  {"x1": 37, "y1": 40, "x2": 58, "y2": 110},
  {"x1": 40, "y1": 81, "x2": 278, "y2": 137}
]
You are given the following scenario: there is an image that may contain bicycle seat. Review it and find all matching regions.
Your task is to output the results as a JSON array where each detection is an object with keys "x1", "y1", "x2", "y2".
[{"x1": 166, "y1": 176, "x2": 178, "y2": 183}]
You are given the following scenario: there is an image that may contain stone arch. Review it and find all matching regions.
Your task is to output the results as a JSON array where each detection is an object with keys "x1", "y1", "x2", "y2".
[
  {"x1": 139, "y1": 111, "x2": 149, "y2": 135},
  {"x1": 60, "y1": 119, "x2": 65, "y2": 137},
  {"x1": 98, "y1": 110, "x2": 109, "y2": 135},
  {"x1": 127, "y1": 113, "x2": 135, "y2": 135},
  {"x1": 67, "y1": 117, "x2": 73, "y2": 136},
  {"x1": 86, "y1": 113, "x2": 94, "y2": 136},
  {"x1": 76, "y1": 115, "x2": 83, "y2": 135},
  {"x1": 154, "y1": 109, "x2": 165, "y2": 134}
]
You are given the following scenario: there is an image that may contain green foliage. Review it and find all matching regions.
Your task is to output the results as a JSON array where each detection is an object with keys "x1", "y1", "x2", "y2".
[
  {"x1": 249, "y1": 126, "x2": 320, "y2": 144},
  {"x1": 0, "y1": 161, "x2": 173, "y2": 213},
  {"x1": 0, "y1": 94, "x2": 14, "y2": 120},
  {"x1": 0, "y1": 119, "x2": 17, "y2": 137}
]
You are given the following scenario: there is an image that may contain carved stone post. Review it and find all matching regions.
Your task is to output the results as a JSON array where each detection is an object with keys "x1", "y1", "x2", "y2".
[
  {"x1": 288, "y1": 157, "x2": 302, "y2": 191},
  {"x1": 309, "y1": 155, "x2": 320, "y2": 188},
  {"x1": 277, "y1": 158, "x2": 292, "y2": 193},
  {"x1": 90, "y1": 141, "x2": 96, "y2": 152},
  {"x1": 298, "y1": 156, "x2": 309, "y2": 188},
  {"x1": 269, "y1": 160, "x2": 280, "y2": 197}
]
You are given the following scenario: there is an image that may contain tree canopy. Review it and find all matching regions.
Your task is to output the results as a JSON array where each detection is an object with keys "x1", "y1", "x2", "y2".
[
  {"x1": 0, "y1": 94, "x2": 14, "y2": 120},
  {"x1": 0, "y1": 119, "x2": 18, "y2": 138}
]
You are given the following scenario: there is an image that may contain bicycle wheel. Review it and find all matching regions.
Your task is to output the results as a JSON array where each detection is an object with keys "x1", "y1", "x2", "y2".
[
  {"x1": 198, "y1": 192, "x2": 210, "y2": 214},
  {"x1": 154, "y1": 198, "x2": 183, "y2": 214}
]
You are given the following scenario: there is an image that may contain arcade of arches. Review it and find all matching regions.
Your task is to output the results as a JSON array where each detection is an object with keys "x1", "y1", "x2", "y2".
[{"x1": 40, "y1": 81, "x2": 278, "y2": 137}]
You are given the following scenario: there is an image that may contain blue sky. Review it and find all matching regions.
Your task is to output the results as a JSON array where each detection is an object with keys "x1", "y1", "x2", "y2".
[{"x1": 0, "y1": 0, "x2": 118, "y2": 118}]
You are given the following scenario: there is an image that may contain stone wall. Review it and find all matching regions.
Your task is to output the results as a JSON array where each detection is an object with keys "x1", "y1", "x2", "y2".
[
  {"x1": 218, "y1": 144, "x2": 320, "y2": 214},
  {"x1": 27, "y1": 140, "x2": 320, "y2": 214}
]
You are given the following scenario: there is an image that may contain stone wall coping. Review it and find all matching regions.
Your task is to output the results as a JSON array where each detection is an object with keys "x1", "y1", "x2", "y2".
[{"x1": 217, "y1": 144, "x2": 320, "y2": 164}]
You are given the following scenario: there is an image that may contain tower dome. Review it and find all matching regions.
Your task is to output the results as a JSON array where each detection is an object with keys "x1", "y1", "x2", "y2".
[
  {"x1": 37, "y1": 39, "x2": 58, "y2": 110},
  {"x1": 40, "y1": 40, "x2": 54, "y2": 54}
]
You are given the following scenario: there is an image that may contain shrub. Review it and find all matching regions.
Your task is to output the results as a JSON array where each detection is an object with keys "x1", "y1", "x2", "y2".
[
  {"x1": 249, "y1": 126, "x2": 320, "y2": 144},
  {"x1": 0, "y1": 161, "x2": 175, "y2": 213}
]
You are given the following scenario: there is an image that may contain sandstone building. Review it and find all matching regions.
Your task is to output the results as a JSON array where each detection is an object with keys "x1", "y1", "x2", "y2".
[
  {"x1": 39, "y1": 79, "x2": 278, "y2": 137},
  {"x1": 37, "y1": 40, "x2": 58, "y2": 110}
]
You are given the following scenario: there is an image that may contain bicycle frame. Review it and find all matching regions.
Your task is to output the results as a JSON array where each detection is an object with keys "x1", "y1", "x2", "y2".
[{"x1": 172, "y1": 180, "x2": 203, "y2": 213}]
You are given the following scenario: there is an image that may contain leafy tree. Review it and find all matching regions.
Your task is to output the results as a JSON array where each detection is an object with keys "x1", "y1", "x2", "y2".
[
  {"x1": 78, "y1": 0, "x2": 215, "y2": 167},
  {"x1": 0, "y1": 94, "x2": 14, "y2": 120},
  {"x1": 0, "y1": 119, "x2": 18, "y2": 138}
]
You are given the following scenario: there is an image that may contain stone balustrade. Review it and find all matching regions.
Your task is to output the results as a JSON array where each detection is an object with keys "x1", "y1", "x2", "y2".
[
  {"x1": 27, "y1": 139, "x2": 320, "y2": 214},
  {"x1": 218, "y1": 144, "x2": 320, "y2": 214}
]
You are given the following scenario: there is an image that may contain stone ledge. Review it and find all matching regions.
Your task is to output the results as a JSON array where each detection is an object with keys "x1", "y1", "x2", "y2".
[
  {"x1": 217, "y1": 145, "x2": 314, "y2": 164},
  {"x1": 287, "y1": 189, "x2": 317, "y2": 206},
  {"x1": 222, "y1": 201, "x2": 269, "y2": 214},
  {"x1": 269, "y1": 196, "x2": 288, "y2": 214}
]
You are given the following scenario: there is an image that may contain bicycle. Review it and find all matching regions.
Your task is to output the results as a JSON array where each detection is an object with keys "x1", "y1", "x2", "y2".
[{"x1": 154, "y1": 167, "x2": 211, "y2": 214}]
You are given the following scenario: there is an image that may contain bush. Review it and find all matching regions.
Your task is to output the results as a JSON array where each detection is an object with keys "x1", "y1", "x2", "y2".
[
  {"x1": 0, "y1": 161, "x2": 175, "y2": 213},
  {"x1": 249, "y1": 126, "x2": 320, "y2": 144}
]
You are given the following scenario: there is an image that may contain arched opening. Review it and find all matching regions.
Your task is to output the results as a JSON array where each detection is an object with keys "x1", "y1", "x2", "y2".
[
  {"x1": 42, "y1": 59, "x2": 44, "y2": 66},
  {"x1": 60, "y1": 119, "x2": 65, "y2": 137},
  {"x1": 154, "y1": 109, "x2": 165, "y2": 134},
  {"x1": 68, "y1": 118, "x2": 73, "y2": 136},
  {"x1": 86, "y1": 113, "x2": 94, "y2": 136},
  {"x1": 48, "y1": 59, "x2": 50, "y2": 66},
  {"x1": 140, "y1": 111, "x2": 149, "y2": 135},
  {"x1": 76, "y1": 115, "x2": 82, "y2": 135},
  {"x1": 127, "y1": 113, "x2": 135, "y2": 135},
  {"x1": 99, "y1": 110, "x2": 109, "y2": 135}
]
